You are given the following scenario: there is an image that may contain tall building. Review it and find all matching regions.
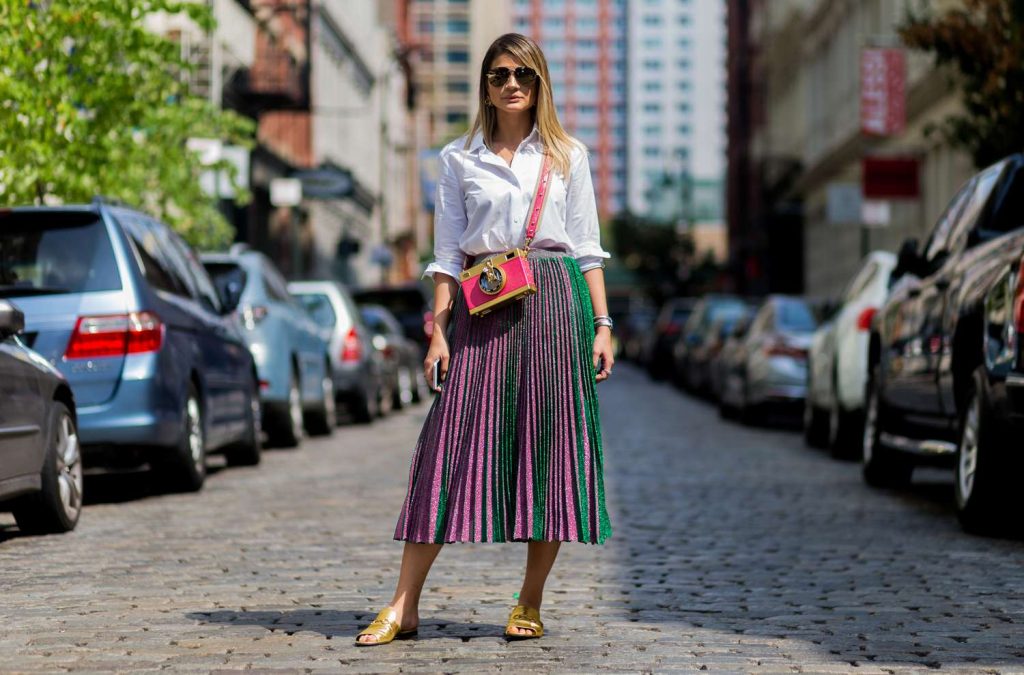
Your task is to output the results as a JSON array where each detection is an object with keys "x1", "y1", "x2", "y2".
[
  {"x1": 511, "y1": 0, "x2": 629, "y2": 218},
  {"x1": 627, "y1": 0, "x2": 727, "y2": 226},
  {"x1": 405, "y1": 0, "x2": 511, "y2": 149}
]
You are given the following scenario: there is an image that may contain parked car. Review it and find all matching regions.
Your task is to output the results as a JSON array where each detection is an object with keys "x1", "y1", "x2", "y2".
[
  {"x1": 620, "y1": 305, "x2": 658, "y2": 363},
  {"x1": 864, "y1": 154, "x2": 1024, "y2": 533},
  {"x1": 359, "y1": 304, "x2": 428, "y2": 409},
  {"x1": 202, "y1": 247, "x2": 334, "y2": 447},
  {"x1": 288, "y1": 280, "x2": 389, "y2": 423},
  {"x1": 0, "y1": 202, "x2": 262, "y2": 492},
  {"x1": 645, "y1": 297, "x2": 697, "y2": 380},
  {"x1": 804, "y1": 251, "x2": 897, "y2": 456},
  {"x1": 712, "y1": 313, "x2": 754, "y2": 413},
  {"x1": 352, "y1": 284, "x2": 433, "y2": 358},
  {"x1": 717, "y1": 295, "x2": 817, "y2": 423},
  {"x1": 673, "y1": 298, "x2": 752, "y2": 394},
  {"x1": 0, "y1": 300, "x2": 82, "y2": 534}
]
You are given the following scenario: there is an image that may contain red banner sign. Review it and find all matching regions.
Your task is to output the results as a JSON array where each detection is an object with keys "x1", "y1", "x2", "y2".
[{"x1": 860, "y1": 48, "x2": 906, "y2": 137}]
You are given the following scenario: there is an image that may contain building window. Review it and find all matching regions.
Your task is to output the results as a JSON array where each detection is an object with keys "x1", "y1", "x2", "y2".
[
  {"x1": 676, "y1": 102, "x2": 691, "y2": 113},
  {"x1": 678, "y1": 15, "x2": 691, "y2": 26},
  {"x1": 578, "y1": 104, "x2": 597, "y2": 115},
  {"x1": 643, "y1": 81, "x2": 662, "y2": 92},
  {"x1": 643, "y1": 37, "x2": 663, "y2": 49},
  {"x1": 544, "y1": 17, "x2": 565, "y2": 30},
  {"x1": 446, "y1": 50, "x2": 469, "y2": 63},
  {"x1": 678, "y1": 37, "x2": 691, "y2": 49},
  {"x1": 447, "y1": 80, "x2": 470, "y2": 93},
  {"x1": 677, "y1": 81, "x2": 692, "y2": 91},
  {"x1": 642, "y1": 59, "x2": 663, "y2": 70},
  {"x1": 578, "y1": 60, "x2": 598, "y2": 71},
  {"x1": 674, "y1": 147, "x2": 690, "y2": 159},
  {"x1": 643, "y1": 14, "x2": 661, "y2": 26},
  {"x1": 644, "y1": 146, "x2": 661, "y2": 158},
  {"x1": 677, "y1": 59, "x2": 691, "y2": 70},
  {"x1": 644, "y1": 125, "x2": 662, "y2": 136},
  {"x1": 643, "y1": 103, "x2": 661, "y2": 113},
  {"x1": 677, "y1": 124, "x2": 691, "y2": 135},
  {"x1": 446, "y1": 19, "x2": 469, "y2": 33},
  {"x1": 417, "y1": 19, "x2": 433, "y2": 33},
  {"x1": 446, "y1": 111, "x2": 468, "y2": 124}
]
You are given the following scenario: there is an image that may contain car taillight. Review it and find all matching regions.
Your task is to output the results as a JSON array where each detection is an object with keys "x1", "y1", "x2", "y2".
[
  {"x1": 1014, "y1": 258, "x2": 1024, "y2": 336},
  {"x1": 663, "y1": 322, "x2": 681, "y2": 336},
  {"x1": 65, "y1": 311, "x2": 164, "y2": 359},
  {"x1": 341, "y1": 326, "x2": 362, "y2": 362},
  {"x1": 764, "y1": 338, "x2": 807, "y2": 359},
  {"x1": 856, "y1": 306, "x2": 878, "y2": 332}
]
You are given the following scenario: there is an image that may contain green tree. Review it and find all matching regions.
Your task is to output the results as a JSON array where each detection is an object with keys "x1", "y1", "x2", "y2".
[
  {"x1": 900, "y1": 0, "x2": 1024, "y2": 168},
  {"x1": 0, "y1": 0, "x2": 254, "y2": 248}
]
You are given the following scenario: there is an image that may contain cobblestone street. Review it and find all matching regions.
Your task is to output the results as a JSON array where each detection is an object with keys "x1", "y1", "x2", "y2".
[{"x1": 2, "y1": 365, "x2": 1024, "y2": 673}]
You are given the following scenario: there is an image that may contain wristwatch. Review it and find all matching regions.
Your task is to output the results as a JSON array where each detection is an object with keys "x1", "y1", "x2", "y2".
[{"x1": 593, "y1": 314, "x2": 614, "y2": 330}]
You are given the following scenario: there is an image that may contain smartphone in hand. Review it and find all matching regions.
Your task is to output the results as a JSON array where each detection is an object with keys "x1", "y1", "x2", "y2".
[{"x1": 431, "y1": 358, "x2": 442, "y2": 391}]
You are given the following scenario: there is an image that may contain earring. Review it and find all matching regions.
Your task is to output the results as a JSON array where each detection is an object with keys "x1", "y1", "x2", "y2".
[{"x1": 485, "y1": 99, "x2": 493, "y2": 107}]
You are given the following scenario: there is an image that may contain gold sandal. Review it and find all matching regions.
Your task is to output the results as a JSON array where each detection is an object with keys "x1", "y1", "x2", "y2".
[
  {"x1": 504, "y1": 604, "x2": 544, "y2": 640},
  {"x1": 354, "y1": 607, "x2": 418, "y2": 646}
]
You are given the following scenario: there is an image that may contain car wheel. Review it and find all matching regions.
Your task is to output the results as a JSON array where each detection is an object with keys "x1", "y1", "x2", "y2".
[
  {"x1": 158, "y1": 383, "x2": 206, "y2": 492},
  {"x1": 224, "y1": 375, "x2": 262, "y2": 467},
  {"x1": 955, "y1": 367, "x2": 1013, "y2": 534},
  {"x1": 350, "y1": 387, "x2": 377, "y2": 424},
  {"x1": 861, "y1": 366, "x2": 912, "y2": 488},
  {"x1": 803, "y1": 394, "x2": 830, "y2": 449},
  {"x1": 412, "y1": 364, "x2": 430, "y2": 404},
  {"x1": 305, "y1": 364, "x2": 336, "y2": 436},
  {"x1": 12, "y1": 402, "x2": 83, "y2": 534},
  {"x1": 827, "y1": 372, "x2": 864, "y2": 460},
  {"x1": 395, "y1": 366, "x2": 415, "y2": 409},
  {"x1": 268, "y1": 368, "x2": 303, "y2": 447}
]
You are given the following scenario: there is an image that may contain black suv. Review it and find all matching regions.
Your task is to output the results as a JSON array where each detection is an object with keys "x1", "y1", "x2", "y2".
[{"x1": 864, "y1": 154, "x2": 1024, "y2": 532}]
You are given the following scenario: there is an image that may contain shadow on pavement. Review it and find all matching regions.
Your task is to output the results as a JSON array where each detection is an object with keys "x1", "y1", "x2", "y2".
[
  {"x1": 186, "y1": 609, "x2": 504, "y2": 642},
  {"x1": 602, "y1": 364, "x2": 1024, "y2": 670},
  {"x1": 82, "y1": 464, "x2": 227, "y2": 506}
]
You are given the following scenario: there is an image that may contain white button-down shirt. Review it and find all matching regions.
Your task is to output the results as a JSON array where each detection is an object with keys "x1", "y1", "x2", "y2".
[{"x1": 423, "y1": 126, "x2": 611, "y2": 280}]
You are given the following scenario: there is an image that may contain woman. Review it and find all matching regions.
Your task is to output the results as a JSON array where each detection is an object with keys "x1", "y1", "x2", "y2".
[{"x1": 356, "y1": 32, "x2": 614, "y2": 645}]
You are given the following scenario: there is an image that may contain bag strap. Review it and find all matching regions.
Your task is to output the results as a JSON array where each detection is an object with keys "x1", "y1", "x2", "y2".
[
  {"x1": 523, "y1": 154, "x2": 553, "y2": 249},
  {"x1": 461, "y1": 154, "x2": 553, "y2": 271}
]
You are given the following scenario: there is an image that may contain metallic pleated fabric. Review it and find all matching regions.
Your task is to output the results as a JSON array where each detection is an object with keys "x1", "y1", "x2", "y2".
[{"x1": 394, "y1": 253, "x2": 612, "y2": 544}]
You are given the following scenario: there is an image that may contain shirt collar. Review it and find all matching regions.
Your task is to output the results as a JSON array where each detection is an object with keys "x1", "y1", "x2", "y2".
[{"x1": 469, "y1": 124, "x2": 542, "y2": 155}]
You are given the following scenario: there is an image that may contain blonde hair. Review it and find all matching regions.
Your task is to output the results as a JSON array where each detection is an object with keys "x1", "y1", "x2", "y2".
[{"x1": 464, "y1": 33, "x2": 577, "y2": 178}]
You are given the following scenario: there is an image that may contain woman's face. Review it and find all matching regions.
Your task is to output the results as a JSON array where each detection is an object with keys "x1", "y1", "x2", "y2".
[{"x1": 486, "y1": 53, "x2": 536, "y2": 115}]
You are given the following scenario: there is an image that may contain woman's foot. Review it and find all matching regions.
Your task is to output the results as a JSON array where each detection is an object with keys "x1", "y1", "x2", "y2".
[
  {"x1": 355, "y1": 605, "x2": 419, "y2": 645},
  {"x1": 505, "y1": 603, "x2": 543, "y2": 639}
]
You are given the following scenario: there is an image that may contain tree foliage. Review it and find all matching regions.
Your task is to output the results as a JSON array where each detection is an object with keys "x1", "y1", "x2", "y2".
[
  {"x1": 900, "y1": 0, "x2": 1024, "y2": 168},
  {"x1": 0, "y1": 0, "x2": 254, "y2": 248}
]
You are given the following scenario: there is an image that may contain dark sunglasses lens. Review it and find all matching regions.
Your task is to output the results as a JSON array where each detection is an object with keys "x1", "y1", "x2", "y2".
[
  {"x1": 516, "y1": 68, "x2": 537, "y2": 85},
  {"x1": 488, "y1": 68, "x2": 510, "y2": 86}
]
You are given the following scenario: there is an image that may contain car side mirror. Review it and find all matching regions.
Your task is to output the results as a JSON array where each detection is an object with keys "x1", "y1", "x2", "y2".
[
  {"x1": 219, "y1": 280, "x2": 244, "y2": 314},
  {"x1": 0, "y1": 299, "x2": 25, "y2": 340}
]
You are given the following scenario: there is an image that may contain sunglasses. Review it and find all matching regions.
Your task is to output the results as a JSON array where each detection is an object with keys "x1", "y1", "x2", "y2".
[{"x1": 486, "y1": 66, "x2": 538, "y2": 88}]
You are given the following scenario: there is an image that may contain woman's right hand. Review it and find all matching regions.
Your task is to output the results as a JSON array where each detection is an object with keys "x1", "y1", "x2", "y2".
[{"x1": 424, "y1": 334, "x2": 450, "y2": 392}]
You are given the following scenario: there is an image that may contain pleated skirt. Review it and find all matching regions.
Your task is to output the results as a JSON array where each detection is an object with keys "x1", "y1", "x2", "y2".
[{"x1": 393, "y1": 251, "x2": 612, "y2": 544}]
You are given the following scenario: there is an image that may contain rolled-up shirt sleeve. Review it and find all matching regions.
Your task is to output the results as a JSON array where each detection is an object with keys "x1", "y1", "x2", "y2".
[
  {"x1": 565, "y1": 143, "x2": 611, "y2": 273},
  {"x1": 422, "y1": 146, "x2": 468, "y2": 281}
]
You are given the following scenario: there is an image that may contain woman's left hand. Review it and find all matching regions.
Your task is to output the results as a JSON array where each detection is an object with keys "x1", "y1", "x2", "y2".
[{"x1": 593, "y1": 327, "x2": 614, "y2": 383}]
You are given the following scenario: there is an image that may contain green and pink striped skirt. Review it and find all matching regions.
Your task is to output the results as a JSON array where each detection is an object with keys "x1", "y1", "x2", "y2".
[{"x1": 394, "y1": 251, "x2": 612, "y2": 544}]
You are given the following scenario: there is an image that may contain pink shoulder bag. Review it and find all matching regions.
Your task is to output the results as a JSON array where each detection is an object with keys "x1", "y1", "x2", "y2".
[{"x1": 458, "y1": 155, "x2": 553, "y2": 317}]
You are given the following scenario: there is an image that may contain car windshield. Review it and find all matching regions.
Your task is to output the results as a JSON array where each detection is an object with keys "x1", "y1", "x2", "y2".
[
  {"x1": 706, "y1": 301, "x2": 747, "y2": 326},
  {"x1": 0, "y1": 212, "x2": 121, "y2": 297},
  {"x1": 295, "y1": 293, "x2": 337, "y2": 328},
  {"x1": 777, "y1": 299, "x2": 817, "y2": 332}
]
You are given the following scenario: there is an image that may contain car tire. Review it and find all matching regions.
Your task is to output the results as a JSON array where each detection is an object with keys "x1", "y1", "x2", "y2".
[
  {"x1": 12, "y1": 402, "x2": 83, "y2": 534},
  {"x1": 351, "y1": 387, "x2": 377, "y2": 424},
  {"x1": 828, "y1": 373, "x2": 864, "y2": 460},
  {"x1": 157, "y1": 382, "x2": 207, "y2": 493},
  {"x1": 224, "y1": 376, "x2": 262, "y2": 467},
  {"x1": 955, "y1": 366, "x2": 1014, "y2": 534},
  {"x1": 267, "y1": 367, "x2": 303, "y2": 448},
  {"x1": 803, "y1": 395, "x2": 830, "y2": 449},
  {"x1": 305, "y1": 364, "x2": 336, "y2": 437},
  {"x1": 862, "y1": 365, "x2": 913, "y2": 488}
]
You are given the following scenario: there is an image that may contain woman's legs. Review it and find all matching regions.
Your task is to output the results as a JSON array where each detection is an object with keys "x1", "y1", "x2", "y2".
[
  {"x1": 357, "y1": 542, "x2": 442, "y2": 644},
  {"x1": 509, "y1": 541, "x2": 562, "y2": 636}
]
